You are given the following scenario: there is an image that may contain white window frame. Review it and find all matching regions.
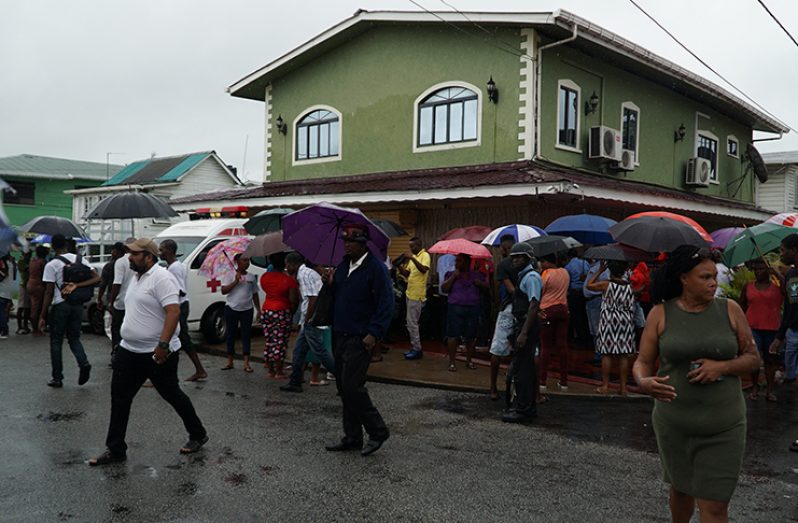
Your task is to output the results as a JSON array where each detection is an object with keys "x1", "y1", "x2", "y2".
[
  {"x1": 695, "y1": 129, "x2": 720, "y2": 184},
  {"x1": 291, "y1": 104, "x2": 343, "y2": 166},
  {"x1": 620, "y1": 101, "x2": 641, "y2": 165},
  {"x1": 726, "y1": 135, "x2": 739, "y2": 158},
  {"x1": 555, "y1": 79, "x2": 582, "y2": 153},
  {"x1": 412, "y1": 81, "x2": 482, "y2": 154}
]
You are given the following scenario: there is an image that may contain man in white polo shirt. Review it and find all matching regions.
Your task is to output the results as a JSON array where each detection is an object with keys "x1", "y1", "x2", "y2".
[{"x1": 89, "y1": 238, "x2": 208, "y2": 466}]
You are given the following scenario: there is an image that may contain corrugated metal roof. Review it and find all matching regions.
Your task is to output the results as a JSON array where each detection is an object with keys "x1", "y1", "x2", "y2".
[
  {"x1": 170, "y1": 159, "x2": 766, "y2": 217},
  {"x1": 0, "y1": 154, "x2": 122, "y2": 181},
  {"x1": 762, "y1": 151, "x2": 798, "y2": 165},
  {"x1": 102, "y1": 152, "x2": 211, "y2": 186}
]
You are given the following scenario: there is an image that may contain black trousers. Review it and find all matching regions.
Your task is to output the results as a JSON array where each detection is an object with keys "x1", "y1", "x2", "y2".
[
  {"x1": 105, "y1": 347, "x2": 206, "y2": 456},
  {"x1": 179, "y1": 302, "x2": 192, "y2": 353},
  {"x1": 508, "y1": 322, "x2": 539, "y2": 416},
  {"x1": 567, "y1": 289, "x2": 590, "y2": 346},
  {"x1": 333, "y1": 334, "x2": 389, "y2": 444},
  {"x1": 110, "y1": 307, "x2": 125, "y2": 353}
]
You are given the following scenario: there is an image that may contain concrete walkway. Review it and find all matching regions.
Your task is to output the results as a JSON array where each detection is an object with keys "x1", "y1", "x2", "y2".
[{"x1": 194, "y1": 332, "x2": 647, "y2": 400}]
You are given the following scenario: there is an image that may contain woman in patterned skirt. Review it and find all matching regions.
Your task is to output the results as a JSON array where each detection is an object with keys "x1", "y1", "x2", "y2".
[
  {"x1": 586, "y1": 260, "x2": 636, "y2": 394},
  {"x1": 259, "y1": 253, "x2": 299, "y2": 378}
]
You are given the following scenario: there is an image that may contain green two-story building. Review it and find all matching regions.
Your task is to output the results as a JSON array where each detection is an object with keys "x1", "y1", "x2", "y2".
[{"x1": 171, "y1": 9, "x2": 788, "y2": 251}]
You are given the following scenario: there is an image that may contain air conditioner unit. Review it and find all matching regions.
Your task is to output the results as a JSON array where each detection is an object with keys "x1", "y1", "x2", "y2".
[
  {"x1": 613, "y1": 149, "x2": 635, "y2": 171},
  {"x1": 686, "y1": 157, "x2": 711, "y2": 187},
  {"x1": 589, "y1": 126, "x2": 622, "y2": 161}
]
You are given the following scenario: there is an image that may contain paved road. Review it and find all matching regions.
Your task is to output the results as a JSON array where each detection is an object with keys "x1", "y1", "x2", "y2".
[{"x1": 1, "y1": 333, "x2": 796, "y2": 522}]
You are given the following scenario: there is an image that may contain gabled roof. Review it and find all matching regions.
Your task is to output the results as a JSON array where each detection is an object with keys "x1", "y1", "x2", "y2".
[
  {"x1": 228, "y1": 9, "x2": 789, "y2": 134},
  {"x1": 762, "y1": 150, "x2": 798, "y2": 165},
  {"x1": 0, "y1": 154, "x2": 122, "y2": 181},
  {"x1": 103, "y1": 151, "x2": 240, "y2": 187}
]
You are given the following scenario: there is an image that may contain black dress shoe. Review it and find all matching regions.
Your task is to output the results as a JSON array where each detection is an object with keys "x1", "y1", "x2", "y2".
[
  {"x1": 279, "y1": 383, "x2": 303, "y2": 393},
  {"x1": 501, "y1": 409, "x2": 536, "y2": 424},
  {"x1": 325, "y1": 441, "x2": 362, "y2": 452},
  {"x1": 88, "y1": 450, "x2": 127, "y2": 466},
  {"x1": 361, "y1": 437, "x2": 388, "y2": 456},
  {"x1": 47, "y1": 379, "x2": 63, "y2": 388},
  {"x1": 78, "y1": 364, "x2": 91, "y2": 385}
]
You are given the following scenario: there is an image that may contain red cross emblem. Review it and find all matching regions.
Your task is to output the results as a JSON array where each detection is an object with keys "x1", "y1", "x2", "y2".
[{"x1": 206, "y1": 278, "x2": 222, "y2": 293}]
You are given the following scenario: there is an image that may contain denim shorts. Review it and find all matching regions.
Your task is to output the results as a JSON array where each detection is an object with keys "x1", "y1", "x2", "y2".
[
  {"x1": 489, "y1": 305, "x2": 515, "y2": 357},
  {"x1": 446, "y1": 304, "x2": 480, "y2": 340}
]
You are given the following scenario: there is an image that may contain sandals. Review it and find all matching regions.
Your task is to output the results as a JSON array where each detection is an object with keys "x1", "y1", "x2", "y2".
[
  {"x1": 466, "y1": 362, "x2": 478, "y2": 370},
  {"x1": 221, "y1": 364, "x2": 234, "y2": 370},
  {"x1": 179, "y1": 435, "x2": 209, "y2": 454},
  {"x1": 448, "y1": 363, "x2": 457, "y2": 372},
  {"x1": 766, "y1": 393, "x2": 777, "y2": 402},
  {"x1": 243, "y1": 365, "x2": 253, "y2": 373}
]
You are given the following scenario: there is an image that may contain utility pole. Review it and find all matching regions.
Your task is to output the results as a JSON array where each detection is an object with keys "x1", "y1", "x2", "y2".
[{"x1": 106, "y1": 152, "x2": 125, "y2": 180}]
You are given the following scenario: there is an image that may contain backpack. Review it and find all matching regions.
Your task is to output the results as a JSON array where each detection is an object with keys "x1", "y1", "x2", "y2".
[{"x1": 56, "y1": 255, "x2": 95, "y2": 304}]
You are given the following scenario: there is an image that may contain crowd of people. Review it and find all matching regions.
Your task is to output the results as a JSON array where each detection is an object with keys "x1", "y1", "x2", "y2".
[{"x1": 7, "y1": 220, "x2": 796, "y2": 522}]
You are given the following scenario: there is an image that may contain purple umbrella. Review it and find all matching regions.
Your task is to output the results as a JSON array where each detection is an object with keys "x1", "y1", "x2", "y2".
[
  {"x1": 281, "y1": 202, "x2": 390, "y2": 266},
  {"x1": 710, "y1": 227, "x2": 745, "y2": 250}
]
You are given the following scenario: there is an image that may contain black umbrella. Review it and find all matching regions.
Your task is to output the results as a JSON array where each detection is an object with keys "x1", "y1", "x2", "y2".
[
  {"x1": 84, "y1": 192, "x2": 178, "y2": 220},
  {"x1": 523, "y1": 235, "x2": 581, "y2": 258},
  {"x1": 243, "y1": 208, "x2": 295, "y2": 235},
  {"x1": 584, "y1": 243, "x2": 654, "y2": 262},
  {"x1": 372, "y1": 218, "x2": 408, "y2": 237},
  {"x1": 19, "y1": 216, "x2": 87, "y2": 238},
  {"x1": 609, "y1": 216, "x2": 708, "y2": 252}
]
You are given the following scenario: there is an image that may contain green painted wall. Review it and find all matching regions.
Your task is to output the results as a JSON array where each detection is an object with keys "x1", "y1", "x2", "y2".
[
  {"x1": 269, "y1": 25, "x2": 523, "y2": 181},
  {"x1": 3, "y1": 177, "x2": 102, "y2": 226},
  {"x1": 539, "y1": 44, "x2": 754, "y2": 202}
]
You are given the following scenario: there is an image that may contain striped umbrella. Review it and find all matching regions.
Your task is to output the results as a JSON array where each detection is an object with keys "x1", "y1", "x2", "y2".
[
  {"x1": 766, "y1": 213, "x2": 798, "y2": 227},
  {"x1": 481, "y1": 224, "x2": 546, "y2": 246}
]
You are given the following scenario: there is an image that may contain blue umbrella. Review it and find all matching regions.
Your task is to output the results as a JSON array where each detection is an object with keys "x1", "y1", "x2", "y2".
[
  {"x1": 0, "y1": 227, "x2": 17, "y2": 257},
  {"x1": 29, "y1": 233, "x2": 91, "y2": 244},
  {"x1": 545, "y1": 214, "x2": 617, "y2": 245}
]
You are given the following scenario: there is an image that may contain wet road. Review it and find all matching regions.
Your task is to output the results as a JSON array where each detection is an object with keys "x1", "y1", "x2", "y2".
[{"x1": 1, "y1": 333, "x2": 796, "y2": 522}]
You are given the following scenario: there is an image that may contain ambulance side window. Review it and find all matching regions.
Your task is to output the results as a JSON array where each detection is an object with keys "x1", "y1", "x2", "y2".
[{"x1": 190, "y1": 239, "x2": 224, "y2": 270}]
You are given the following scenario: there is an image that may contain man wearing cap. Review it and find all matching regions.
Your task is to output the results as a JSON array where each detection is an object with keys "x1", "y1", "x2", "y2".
[
  {"x1": 325, "y1": 224, "x2": 394, "y2": 456},
  {"x1": 90, "y1": 238, "x2": 207, "y2": 466},
  {"x1": 502, "y1": 243, "x2": 543, "y2": 423}
]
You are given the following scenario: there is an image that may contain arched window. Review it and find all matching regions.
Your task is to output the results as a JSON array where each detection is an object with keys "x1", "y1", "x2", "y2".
[
  {"x1": 295, "y1": 108, "x2": 340, "y2": 162},
  {"x1": 417, "y1": 85, "x2": 479, "y2": 148}
]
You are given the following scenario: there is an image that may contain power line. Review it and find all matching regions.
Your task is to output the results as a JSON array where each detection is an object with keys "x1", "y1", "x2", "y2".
[
  {"x1": 629, "y1": 0, "x2": 795, "y2": 134},
  {"x1": 756, "y1": 0, "x2": 798, "y2": 49},
  {"x1": 405, "y1": 0, "x2": 534, "y2": 64}
]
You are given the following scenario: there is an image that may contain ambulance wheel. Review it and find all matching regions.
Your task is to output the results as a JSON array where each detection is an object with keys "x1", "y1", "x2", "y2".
[{"x1": 201, "y1": 304, "x2": 226, "y2": 344}]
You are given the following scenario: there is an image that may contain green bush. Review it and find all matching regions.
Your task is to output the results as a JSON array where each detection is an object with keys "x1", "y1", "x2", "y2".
[{"x1": 720, "y1": 267, "x2": 753, "y2": 304}]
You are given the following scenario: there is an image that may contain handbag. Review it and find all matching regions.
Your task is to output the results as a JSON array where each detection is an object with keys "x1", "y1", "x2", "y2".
[{"x1": 308, "y1": 282, "x2": 334, "y2": 327}]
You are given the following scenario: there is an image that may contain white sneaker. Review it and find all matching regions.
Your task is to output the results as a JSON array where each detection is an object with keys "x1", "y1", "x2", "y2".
[
  {"x1": 326, "y1": 372, "x2": 336, "y2": 381},
  {"x1": 558, "y1": 383, "x2": 569, "y2": 392},
  {"x1": 539, "y1": 385, "x2": 547, "y2": 392},
  {"x1": 0, "y1": 334, "x2": 8, "y2": 340}
]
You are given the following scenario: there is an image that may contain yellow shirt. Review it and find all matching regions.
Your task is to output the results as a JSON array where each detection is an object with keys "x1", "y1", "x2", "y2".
[{"x1": 405, "y1": 250, "x2": 431, "y2": 301}]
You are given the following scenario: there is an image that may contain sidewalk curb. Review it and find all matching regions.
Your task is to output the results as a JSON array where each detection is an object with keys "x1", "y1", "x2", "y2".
[{"x1": 194, "y1": 343, "x2": 650, "y2": 401}]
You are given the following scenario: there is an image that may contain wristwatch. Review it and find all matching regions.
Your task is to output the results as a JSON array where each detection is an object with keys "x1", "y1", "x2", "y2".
[{"x1": 157, "y1": 340, "x2": 169, "y2": 350}]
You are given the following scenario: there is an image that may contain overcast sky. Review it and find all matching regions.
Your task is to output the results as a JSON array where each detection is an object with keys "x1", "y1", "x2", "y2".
[{"x1": 2, "y1": 0, "x2": 796, "y2": 183}]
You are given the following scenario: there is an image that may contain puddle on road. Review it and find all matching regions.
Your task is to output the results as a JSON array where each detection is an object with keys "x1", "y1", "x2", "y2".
[
  {"x1": 57, "y1": 511, "x2": 74, "y2": 521},
  {"x1": 37, "y1": 411, "x2": 85, "y2": 422},
  {"x1": 224, "y1": 473, "x2": 248, "y2": 485},
  {"x1": 110, "y1": 504, "x2": 130, "y2": 514},
  {"x1": 176, "y1": 481, "x2": 198, "y2": 496}
]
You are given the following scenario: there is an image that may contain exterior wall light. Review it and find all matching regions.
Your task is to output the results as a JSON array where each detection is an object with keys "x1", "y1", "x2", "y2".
[
  {"x1": 487, "y1": 76, "x2": 499, "y2": 104},
  {"x1": 674, "y1": 123, "x2": 686, "y2": 142},
  {"x1": 585, "y1": 91, "x2": 599, "y2": 115},
  {"x1": 275, "y1": 114, "x2": 288, "y2": 135}
]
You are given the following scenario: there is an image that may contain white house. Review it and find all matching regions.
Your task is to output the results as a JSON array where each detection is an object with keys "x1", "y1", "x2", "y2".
[
  {"x1": 67, "y1": 151, "x2": 242, "y2": 256},
  {"x1": 758, "y1": 151, "x2": 798, "y2": 213}
]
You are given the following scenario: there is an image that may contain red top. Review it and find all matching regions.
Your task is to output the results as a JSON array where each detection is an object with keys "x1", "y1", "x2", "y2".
[
  {"x1": 259, "y1": 272, "x2": 298, "y2": 311},
  {"x1": 744, "y1": 282, "x2": 782, "y2": 331}
]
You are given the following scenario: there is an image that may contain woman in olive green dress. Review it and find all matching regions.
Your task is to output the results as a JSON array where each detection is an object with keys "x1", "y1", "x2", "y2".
[{"x1": 633, "y1": 245, "x2": 760, "y2": 523}]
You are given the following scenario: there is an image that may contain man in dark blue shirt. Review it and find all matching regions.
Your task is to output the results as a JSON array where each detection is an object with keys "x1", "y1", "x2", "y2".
[{"x1": 326, "y1": 224, "x2": 394, "y2": 456}]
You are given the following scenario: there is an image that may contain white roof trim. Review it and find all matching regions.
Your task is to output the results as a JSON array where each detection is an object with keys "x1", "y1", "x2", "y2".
[
  {"x1": 0, "y1": 170, "x2": 110, "y2": 182},
  {"x1": 171, "y1": 182, "x2": 770, "y2": 221},
  {"x1": 227, "y1": 10, "x2": 553, "y2": 96},
  {"x1": 173, "y1": 152, "x2": 242, "y2": 186},
  {"x1": 227, "y1": 9, "x2": 787, "y2": 133},
  {"x1": 65, "y1": 183, "x2": 180, "y2": 195}
]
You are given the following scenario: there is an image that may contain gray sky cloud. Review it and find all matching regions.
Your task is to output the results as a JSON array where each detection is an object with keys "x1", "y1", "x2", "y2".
[{"x1": 2, "y1": 0, "x2": 796, "y2": 183}]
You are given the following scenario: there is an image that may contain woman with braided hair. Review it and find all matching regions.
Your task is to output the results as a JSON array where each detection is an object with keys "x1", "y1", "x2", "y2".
[{"x1": 634, "y1": 245, "x2": 760, "y2": 523}]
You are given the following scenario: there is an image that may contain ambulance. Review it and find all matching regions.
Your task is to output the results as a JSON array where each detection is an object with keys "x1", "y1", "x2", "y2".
[{"x1": 154, "y1": 206, "x2": 266, "y2": 343}]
